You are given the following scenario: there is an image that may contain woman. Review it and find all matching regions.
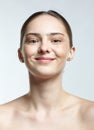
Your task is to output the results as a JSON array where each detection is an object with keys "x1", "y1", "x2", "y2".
[{"x1": 0, "y1": 10, "x2": 94, "y2": 130}]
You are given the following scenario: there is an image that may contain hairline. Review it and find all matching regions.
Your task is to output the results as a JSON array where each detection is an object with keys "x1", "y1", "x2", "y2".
[{"x1": 20, "y1": 10, "x2": 73, "y2": 49}]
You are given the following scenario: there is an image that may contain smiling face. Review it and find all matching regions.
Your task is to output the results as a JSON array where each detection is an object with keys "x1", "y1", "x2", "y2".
[{"x1": 18, "y1": 14, "x2": 75, "y2": 79}]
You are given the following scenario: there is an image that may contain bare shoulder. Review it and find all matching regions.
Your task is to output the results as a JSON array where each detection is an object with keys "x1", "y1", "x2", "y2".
[
  {"x1": 79, "y1": 98, "x2": 94, "y2": 121},
  {"x1": 0, "y1": 95, "x2": 27, "y2": 127},
  {"x1": 77, "y1": 97, "x2": 94, "y2": 129},
  {"x1": 69, "y1": 94, "x2": 94, "y2": 129},
  {"x1": 0, "y1": 102, "x2": 15, "y2": 128},
  {"x1": 0, "y1": 98, "x2": 20, "y2": 120}
]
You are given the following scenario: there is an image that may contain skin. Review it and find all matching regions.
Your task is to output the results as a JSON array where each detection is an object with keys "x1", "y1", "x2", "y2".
[{"x1": 0, "y1": 14, "x2": 94, "y2": 130}]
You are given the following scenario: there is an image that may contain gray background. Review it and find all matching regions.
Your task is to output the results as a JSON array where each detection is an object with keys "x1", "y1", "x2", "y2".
[{"x1": 0, "y1": 0, "x2": 94, "y2": 104}]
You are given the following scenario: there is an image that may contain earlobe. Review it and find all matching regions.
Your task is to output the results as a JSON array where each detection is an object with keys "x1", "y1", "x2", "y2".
[
  {"x1": 67, "y1": 57, "x2": 72, "y2": 61},
  {"x1": 67, "y1": 47, "x2": 75, "y2": 61},
  {"x1": 18, "y1": 48, "x2": 24, "y2": 63}
]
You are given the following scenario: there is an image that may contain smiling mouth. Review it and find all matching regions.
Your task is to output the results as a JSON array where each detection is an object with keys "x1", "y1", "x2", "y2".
[{"x1": 35, "y1": 57, "x2": 55, "y2": 63}]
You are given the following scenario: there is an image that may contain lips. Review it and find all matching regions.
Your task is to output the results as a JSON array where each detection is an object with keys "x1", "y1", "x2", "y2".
[
  {"x1": 35, "y1": 57, "x2": 55, "y2": 63},
  {"x1": 35, "y1": 57, "x2": 54, "y2": 60}
]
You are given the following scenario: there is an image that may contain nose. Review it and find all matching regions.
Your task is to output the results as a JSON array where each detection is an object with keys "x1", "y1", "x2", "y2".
[{"x1": 38, "y1": 39, "x2": 51, "y2": 54}]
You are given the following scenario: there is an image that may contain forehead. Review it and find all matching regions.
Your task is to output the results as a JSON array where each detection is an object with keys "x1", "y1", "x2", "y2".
[{"x1": 25, "y1": 14, "x2": 67, "y2": 34}]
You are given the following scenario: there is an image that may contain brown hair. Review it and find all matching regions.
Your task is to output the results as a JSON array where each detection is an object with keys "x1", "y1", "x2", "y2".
[{"x1": 20, "y1": 10, "x2": 73, "y2": 49}]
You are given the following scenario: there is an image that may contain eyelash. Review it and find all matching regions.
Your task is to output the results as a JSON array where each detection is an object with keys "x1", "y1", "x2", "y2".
[
  {"x1": 51, "y1": 39, "x2": 62, "y2": 43},
  {"x1": 25, "y1": 38, "x2": 62, "y2": 44},
  {"x1": 25, "y1": 39, "x2": 39, "y2": 44}
]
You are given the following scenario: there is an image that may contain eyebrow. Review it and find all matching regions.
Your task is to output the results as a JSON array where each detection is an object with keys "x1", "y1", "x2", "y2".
[
  {"x1": 48, "y1": 33, "x2": 64, "y2": 36},
  {"x1": 25, "y1": 32, "x2": 64, "y2": 37}
]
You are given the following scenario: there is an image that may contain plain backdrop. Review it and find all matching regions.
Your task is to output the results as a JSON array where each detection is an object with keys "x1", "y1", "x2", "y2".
[{"x1": 0, "y1": 0, "x2": 94, "y2": 104}]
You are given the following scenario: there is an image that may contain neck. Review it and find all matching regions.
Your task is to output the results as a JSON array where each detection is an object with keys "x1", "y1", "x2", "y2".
[{"x1": 27, "y1": 73, "x2": 69, "y2": 112}]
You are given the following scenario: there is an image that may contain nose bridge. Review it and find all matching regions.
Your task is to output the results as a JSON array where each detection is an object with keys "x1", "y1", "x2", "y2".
[{"x1": 39, "y1": 36, "x2": 50, "y2": 51}]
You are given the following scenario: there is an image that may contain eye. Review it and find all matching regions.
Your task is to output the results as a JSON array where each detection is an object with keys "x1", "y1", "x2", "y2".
[
  {"x1": 25, "y1": 38, "x2": 39, "y2": 44},
  {"x1": 51, "y1": 39, "x2": 62, "y2": 43},
  {"x1": 29, "y1": 39, "x2": 39, "y2": 43}
]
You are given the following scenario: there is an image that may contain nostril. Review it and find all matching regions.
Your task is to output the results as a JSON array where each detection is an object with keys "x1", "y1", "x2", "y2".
[
  {"x1": 38, "y1": 44, "x2": 50, "y2": 54},
  {"x1": 38, "y1": 47, "x2": 50, "y2": 54}
]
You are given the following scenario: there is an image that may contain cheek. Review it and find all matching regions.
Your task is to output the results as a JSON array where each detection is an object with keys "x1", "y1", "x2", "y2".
[
  {"x1": 22, "y1": 45, "x2": 37, "y2": 58},
  {"x1": 54, "y1": 46, "x2": 69, "y2": 59}
]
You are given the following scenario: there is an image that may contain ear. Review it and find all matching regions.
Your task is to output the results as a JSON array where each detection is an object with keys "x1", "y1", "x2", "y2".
[
  {"x1": 67, "y1": 47, "x2": 75, "y2": 61},
  {"x1": 18, "y1": 48, "x2": 24, "y2": 63}
]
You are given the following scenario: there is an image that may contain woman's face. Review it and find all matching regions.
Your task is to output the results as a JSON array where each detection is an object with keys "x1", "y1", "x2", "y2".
[{"x1": 18, "y1": 14, "x2": 75, "y2": 79}]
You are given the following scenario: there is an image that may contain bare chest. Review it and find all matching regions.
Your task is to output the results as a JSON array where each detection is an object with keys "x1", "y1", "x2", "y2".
[{"x1": 1, "y1": 116, "x2": 87, "y2": 130}]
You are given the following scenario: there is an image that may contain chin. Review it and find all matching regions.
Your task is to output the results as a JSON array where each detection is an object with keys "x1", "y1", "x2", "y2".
[{"x1": 29, "y1": 69, "x2": 59, "y2": 80}]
